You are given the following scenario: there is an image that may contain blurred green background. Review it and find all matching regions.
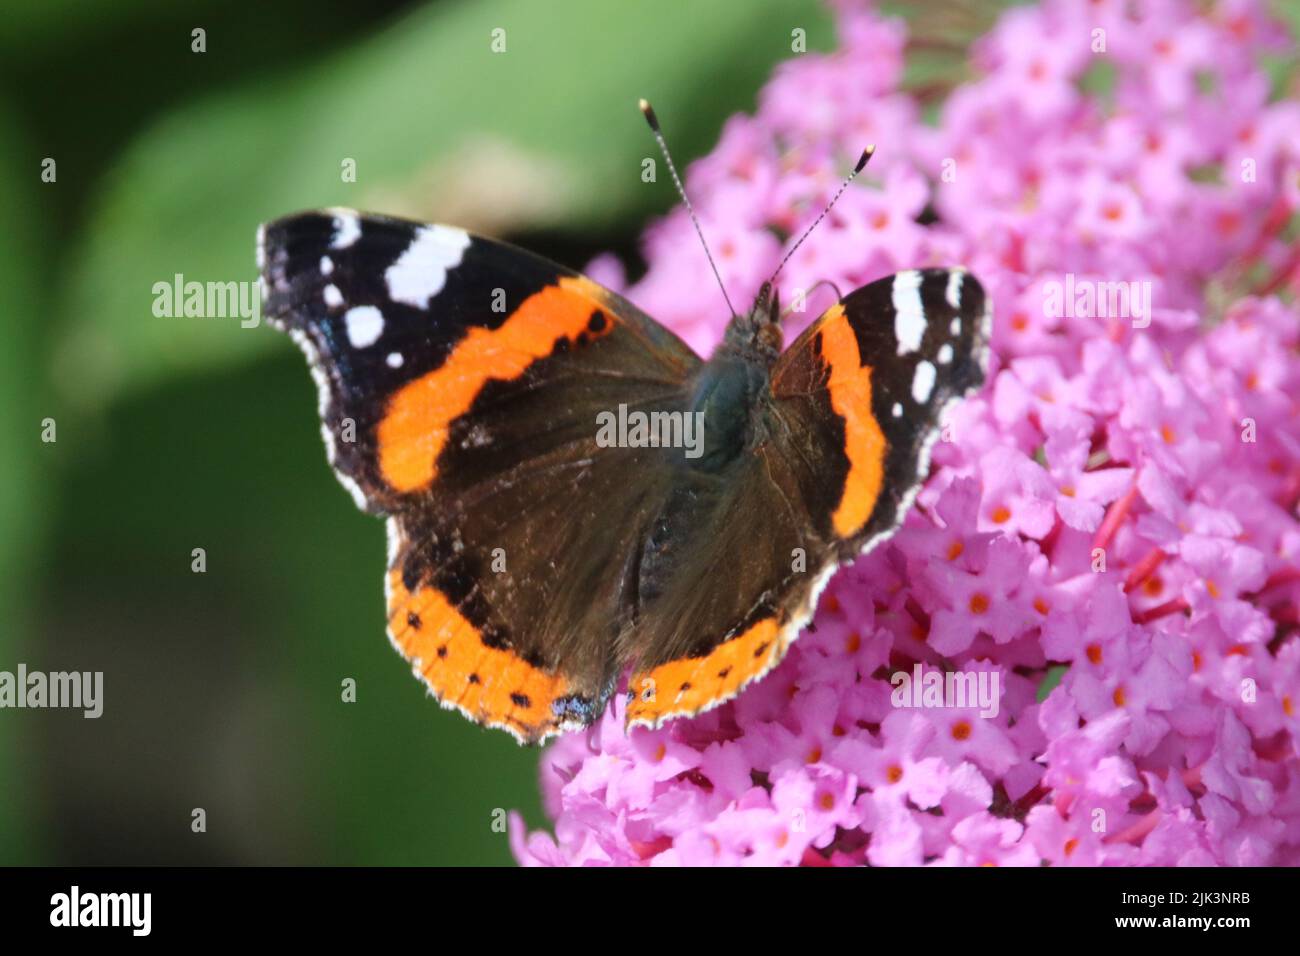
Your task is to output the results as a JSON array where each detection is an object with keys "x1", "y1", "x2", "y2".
[{"x1": 0, "y1": 0, "x2": 842, "y2": 865}]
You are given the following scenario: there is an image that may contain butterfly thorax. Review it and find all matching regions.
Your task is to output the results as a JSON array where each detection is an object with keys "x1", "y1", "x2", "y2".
[{"x1": 685, "y1": 354, "x2": 770, "y2": 473}]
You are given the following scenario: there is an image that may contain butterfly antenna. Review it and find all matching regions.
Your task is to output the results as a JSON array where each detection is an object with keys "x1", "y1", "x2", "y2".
[
  {"x1": 767, "y1": 146, "x2": 875, "y2": 289},
  {"x1": 639, "y1": 98, "x2": 737, "y2": 319}
]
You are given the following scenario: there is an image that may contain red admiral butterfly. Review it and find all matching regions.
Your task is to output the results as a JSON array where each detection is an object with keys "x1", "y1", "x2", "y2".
[{"x1": 258, "y1": 102, "x2": 990, "y2": 743}]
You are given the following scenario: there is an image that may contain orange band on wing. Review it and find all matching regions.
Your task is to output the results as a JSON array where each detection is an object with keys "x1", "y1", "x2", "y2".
[
  {"x1": 377, "y1": 276, "x2": 614, "y2": 493},
  {"x1": 625, "y1": 617, "x2": 785, "y2": 730},
  {"x1": 387, "y1": 569, "x2": 572, "y2": 743},
  {"x1": 818, "y1": 305, "x2": 887, "y2": 538}
]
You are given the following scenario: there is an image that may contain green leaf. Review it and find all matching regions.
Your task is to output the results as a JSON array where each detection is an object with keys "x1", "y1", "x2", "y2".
[
  {"x1": 58, "y1": 0, "x2": 832, "y2": 410},
  {"x1": 1037, "y1": 665, "x2": 1069, "y2": 703}
]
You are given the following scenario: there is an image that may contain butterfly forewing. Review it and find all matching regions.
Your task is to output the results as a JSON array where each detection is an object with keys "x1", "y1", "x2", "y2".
[{"x1": 771, "y1": 267, "x2": 991, "y2": 551}]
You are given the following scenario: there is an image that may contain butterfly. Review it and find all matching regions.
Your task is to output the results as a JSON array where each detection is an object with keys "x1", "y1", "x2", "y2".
[{"x1": 257, "y1": 103, "x2": 990, "y2": 744}]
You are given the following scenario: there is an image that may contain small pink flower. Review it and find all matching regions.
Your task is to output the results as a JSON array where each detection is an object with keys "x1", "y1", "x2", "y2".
[
  {"x1": 925, "y1": 535, "x2": 1041, "y2": 654},
  {"x1": 975, "y1": 447, "x2": 1058, "y2": 539},
  {"x1": 936, "y1": 812, "x2": 1039, "y2": 867},
  {"x1": 1043, "y1": 422, "x2": 1134, "y2": 532}
]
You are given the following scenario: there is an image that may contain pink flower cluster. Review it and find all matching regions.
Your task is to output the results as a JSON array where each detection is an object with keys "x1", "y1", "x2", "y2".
[{"x1": 512, "y1": 0, "x2": 1300, "y2": 866}]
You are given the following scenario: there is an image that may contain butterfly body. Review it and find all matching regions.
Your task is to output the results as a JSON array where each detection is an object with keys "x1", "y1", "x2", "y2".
[{"x1": 259, "y1": 208, "x2": 990, "y2": 743}]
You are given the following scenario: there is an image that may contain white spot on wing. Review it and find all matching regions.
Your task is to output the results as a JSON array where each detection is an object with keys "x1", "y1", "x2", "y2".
[
  {"x1": 320, "y1": 256, "x2": 334, "y2": 276},
  {"x1": 892, "y1": 270, "x2": 926, "y2": 354},
  {"x1": 937, "y1": 343, "x2": 954, "y2": 364},
  {"x1": 912, "y1": 360, "x2": 937, "y2": 403},
  {"x1": 945, "y1": 270, "x2": 964, "y2": 309},
  {"x1": 892, "y1": 402, "x2": 903, "y2": 418},
  {"x1": 950, "y1": 316, "x2": 961, "y2": 336},
  {"x1": 385, "y1": 225, "x2": 471, "y2": 309},
  {"x1": 344, "y1": 305, "x2": 384, "y2": 348},
  {"x1": 331, "y1": 213, "x2": 361, "y2": 250},
  {"x1": 323, "y1": 284, "x2": 343, "y2": 308},
  {"x1": 386, "y1": 351, "x2": 404, "y2": 368}
]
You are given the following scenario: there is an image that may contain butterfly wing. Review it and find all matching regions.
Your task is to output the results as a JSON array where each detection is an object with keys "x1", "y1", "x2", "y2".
[
  {"x1": 260, "y1": 209, "x2": 701, "y2": 743},
  {"x1": 769, "y1": 268, "x2": 991, "y2": 549},
  {"x1": 623, "y1": 268, "x2": 990, "y2": 730}
]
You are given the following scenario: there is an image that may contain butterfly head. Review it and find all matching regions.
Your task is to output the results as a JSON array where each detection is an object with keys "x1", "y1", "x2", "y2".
[{"x1": 717, "y1": 281, "x2": 783, "y2": 362}]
